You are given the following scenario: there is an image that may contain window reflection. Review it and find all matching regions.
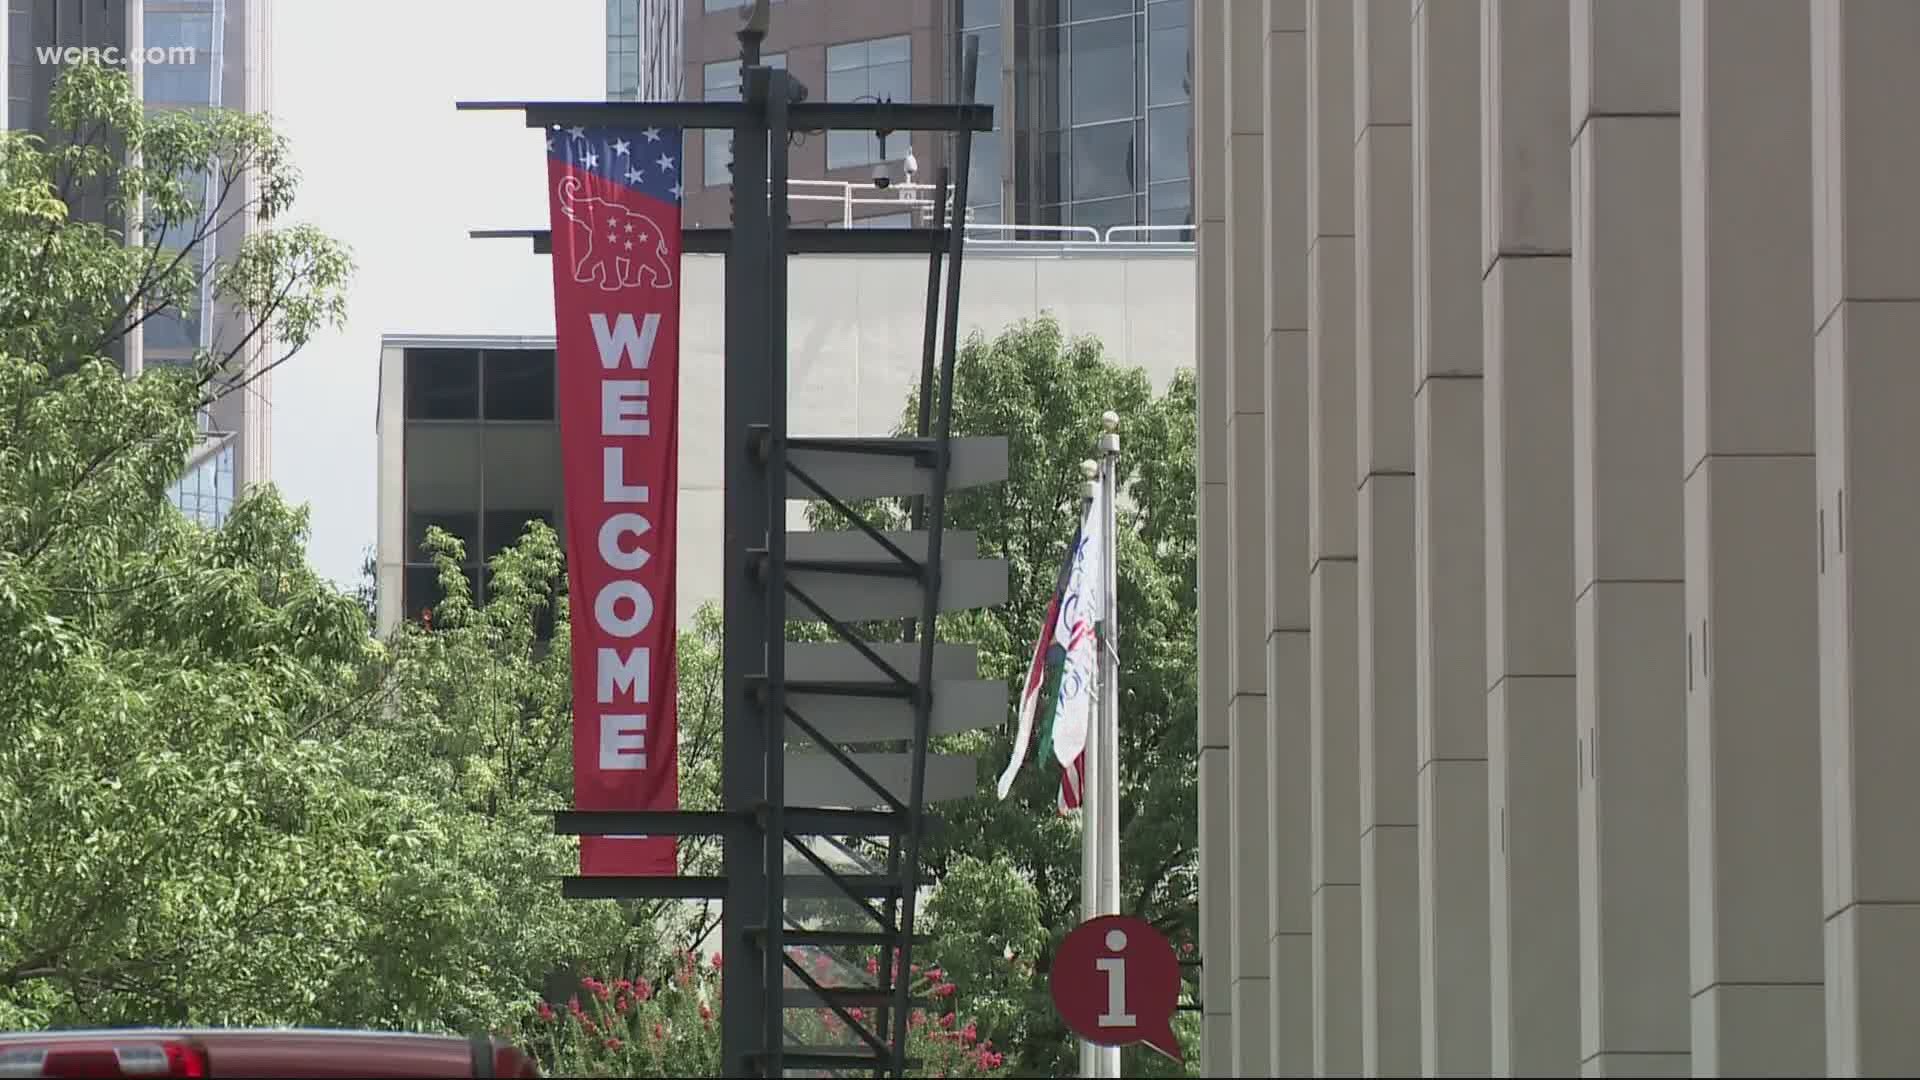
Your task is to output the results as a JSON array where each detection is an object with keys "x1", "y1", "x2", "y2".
[
  {"x1": 143, "y1": 7, "x2": 215, "y2": 106},
  {"x1": 1068, "y1": 17, "x2": 1132, "y2": 126},
  {"x1": 405, "y1": 349, "x2": 480, "y2": 421},
  {"x1": 482, "y1": 349, "x2": 556, "y2": 421},
  {"x1": 1068, "y1": 195, "x2": 1135, "y2": 232},
  {"x1": 1070, "y1": 0, "x2": 1136, "y2": 20},
  {"x1": 1149, "y1": 179, "x2": 1190, "y2": 227},
  {"x1": 826, "y1": 36, "x2": 913, "y2": 169},
  {"x1": 1069, "y1": 121, "x2": 1135, "y2": 201},
  {"x1": 1148, "y1": 103, "x2": 1188, "y2": 184},
  {"x1": 1147, "y1": 0, "x2": 1189, "y2": 106},
  {"x1": 144, "y1": 293, "x2": 203, "y2": 351}
]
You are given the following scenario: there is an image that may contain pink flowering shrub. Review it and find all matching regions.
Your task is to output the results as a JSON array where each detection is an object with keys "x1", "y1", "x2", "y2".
[{"x1": 515, "y1": 948, "x2": 1008, "y2": 1078}]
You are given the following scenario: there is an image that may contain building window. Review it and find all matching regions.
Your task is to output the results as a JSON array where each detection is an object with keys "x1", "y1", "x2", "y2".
[
  {"x1": 826, "y1": 36, "x2": 911, "y2": 170},
  {"x1": 1146, "y1": 0, "x2": 1189, "y2": 108},
  {"x1": 957, "y1": 19, "x2": 1002, "y2": 222},
  {"x1": 404, "y1": 565, "x2": 480, "y2": 627},
  {"x1": 408, "y1": 510, "x2": 480, "y2": 562},
  {"x1": 606, "y1": 0, "x2": 638, "y2": 99},
  {"x1": 405, "y1": 348, "x2": 480, "y2": 421},
  {"x1": 482, "y1": 349, "x2": 556, "y2": 421},
  {"x1": 169, "y1": 443, "x2": 234, "y2": 528},
  {"x1": 143, "y1": 6, "x2": 216, "y2": 106},
  {"x1": 484, "y1": 509, "x2": 556, "y2": 561},
  {"x1": 703, "y1": 53, "x2": 787, "y2": 187},
  {"x1": 959, "y1": 0, "x2": 999, "y2": 30},
  {"x1": 147, "y1": 165, "x2": 213, "y2": 249},
  {"x1": 6, "y1": 4, "x2": 29, "y2": 129},
  {"x1": 1067, "y1": 16, "x2": 1133, "y2": 126},
  {"x1": 1147, "y1": 102, "x2": 1188, "y2": 184},
  {"x1": 1148, "y1": 179, "x2": 1190, "y2": 228},
  {"x1": 144, "y1": 287, "x2": 204, "y2": 351},
  {"x1": 1068, "y1": 119, "x2": 1137, "y2": 201},
  {"x1": 1021, "y1": 1, "x2": 1191, "y2": 232},
  {"x1": 1067, "y1": 195, "x2": 1136, "y2": 234},
  {"x1": 1070, "y1": 0, "x2": 1136, "y2": 19}
]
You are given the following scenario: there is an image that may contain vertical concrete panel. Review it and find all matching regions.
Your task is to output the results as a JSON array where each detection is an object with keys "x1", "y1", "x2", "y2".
[
  {"x1": 1814, "y1": 8, "x2": 1920, "y2": 1062},
  {"x1": 1193, "y1": 0, "x2": 1232, "y2": 1069},
  {"x1": 1570, "y1": 4, "x2": 1688, "y2": 1069},
  {"x1": 1414, "y1": 2, "x2": 1490, "y2": 1071},
  {"x1": 1308, "y1": 3, "x2": 1361, "y2": 1071},
  {"x1": 1481, "y1": 0, "x2": 1573, "y2": 267},
  {"x1": 1311, "y1": 560, "x2": 1363, "y2": 1077},
  {"x1": 1487, "y1": 676, "x2": 1581, "y2": 1077},
  {"x1": 1482, "y1": 128, "x2": 1580, "y2": 1075},
  {"x1": 1226, "y1": 2, "x2": 1272, "y2": 1073},
  {"x1": 1268, "y1": 628, "x2": 1313, "y2": 1075},
  {"x1": 1201, "y1": 743, "x2": 1235, "y2": 1044},
  {"x1": 1354, "y1": 4, "x2": 1419, "y2": 1070},
  {"x1": 1680, "y1": 3, "x2": 1824, "y2": 1076},
  {"x1": 1265, "y1": 15, "x2": 1312, "y2": 1068},
  {"x1": 1355, "y1": 126, "x2": 1417, "y2": 481}
]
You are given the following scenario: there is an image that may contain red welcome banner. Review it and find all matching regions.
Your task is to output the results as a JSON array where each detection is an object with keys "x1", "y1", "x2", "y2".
[{"x1": 544, "y1": 124, "x2": 684, "y2": 876}]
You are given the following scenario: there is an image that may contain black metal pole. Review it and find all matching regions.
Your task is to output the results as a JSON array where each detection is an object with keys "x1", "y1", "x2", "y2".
[
  {"x1": 720, "y1": 22, "x2": 771, "y2": 1077},
  {"x1": 760, "y1": 64, "x2": 792, "y2": 1079},
  {"x1": 875, "y1": 163, "x2": 951, "y2": 1077},
  {"x1": 887, "y1": 33, "x2": 980, "y2": 1080}
]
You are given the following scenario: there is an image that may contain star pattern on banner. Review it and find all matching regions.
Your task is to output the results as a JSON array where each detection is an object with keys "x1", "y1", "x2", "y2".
[{"x1": 548, "y1": 124, "x2": 683, "y2": 207}]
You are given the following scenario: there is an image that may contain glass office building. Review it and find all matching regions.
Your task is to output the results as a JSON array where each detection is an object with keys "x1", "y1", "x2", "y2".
[
  {"x1": 609, "y1": 1, "x2": 1193, "y2": 236},
  {"x1": 960, "y1": 0, "x2": 1191, "y2": 232},
  {"x1": 6, "y1": 0, "x2": 272, "y2": 529}
]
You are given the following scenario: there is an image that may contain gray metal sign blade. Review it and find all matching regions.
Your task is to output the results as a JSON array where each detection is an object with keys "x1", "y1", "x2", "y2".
[
  {"x1": 786, "y1": 558, "x2": 1008, "y2": 620},
  {"x1": 784, "y1": 752, "x2": 978, "y2": 808},
  {"x1": 787, "y1": 678, "x2": 1008, "y2": 743},
  {"x1": 786, "y1": 435, "x2": 1008, "y2": 499}
]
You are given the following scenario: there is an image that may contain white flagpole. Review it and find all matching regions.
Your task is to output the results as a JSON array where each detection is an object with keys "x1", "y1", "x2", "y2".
[
  {"x1": 1095, "y1": 412, "x2": 1122, "y2": 1079},
  {"x1": 1076, "y1": 458, "x2": 1102, "y2": 1080}
]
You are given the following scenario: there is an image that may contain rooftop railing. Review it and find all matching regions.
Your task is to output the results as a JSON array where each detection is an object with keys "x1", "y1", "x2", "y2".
[{"x1": 780, "y1": 178, "x2": 1195, "y2": 247}]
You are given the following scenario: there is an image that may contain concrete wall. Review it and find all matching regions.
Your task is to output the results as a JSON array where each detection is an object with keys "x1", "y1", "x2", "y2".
[
  {"x1": 1196, "y1": 1, "x2": 1919, "y2": 1074},
  {"x1": 376, "y1": 247, "x2": 1195, "y2": 635}
]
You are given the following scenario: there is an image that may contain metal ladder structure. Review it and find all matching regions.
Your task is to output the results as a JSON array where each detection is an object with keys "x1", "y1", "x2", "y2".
[{"x1": 462, "y1": 5, "x2": 1002, "y2": 1075}]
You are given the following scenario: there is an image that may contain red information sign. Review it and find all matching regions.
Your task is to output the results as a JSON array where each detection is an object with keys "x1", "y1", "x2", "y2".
[
  {"x1": 1048, "y1": 914, "x2": 1183, "y2": 1061},
  {"x1": 544, "y1": 124, "x2": 686, "y2": 876}
]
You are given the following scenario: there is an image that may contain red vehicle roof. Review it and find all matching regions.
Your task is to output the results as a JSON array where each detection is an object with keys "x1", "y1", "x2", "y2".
[{"x1": 0, "y1": 1028, "x2": 542, "y2": 1078}]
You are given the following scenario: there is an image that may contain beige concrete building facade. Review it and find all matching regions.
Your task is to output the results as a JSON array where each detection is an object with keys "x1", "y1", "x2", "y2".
[{"x1": 1197, "y1": 1, "x2": 1920, "y2": 1075}]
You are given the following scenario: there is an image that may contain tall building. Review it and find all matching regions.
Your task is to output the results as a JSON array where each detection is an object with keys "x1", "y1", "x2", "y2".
[
  {"x1": 1196, "y1": 3, "x2": 1920, "y2": 1078},
  {"x1": 604, "y1": 0, "x2": 1192, "y2": 236},
  {"x1": 5, "y1": 0, "x2": 273, "y2": 528}
]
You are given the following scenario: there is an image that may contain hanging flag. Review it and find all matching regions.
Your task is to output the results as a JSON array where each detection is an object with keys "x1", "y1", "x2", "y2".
[
  {"x1": 545, "y1": 123, "x2": 685, "y2": 877},
  {"x1": 1049, "y1": 478, "x2": 1107, "y2": 812},
  {"x1": 995, "y1": 520, "x2": 1084, "y2": 800}
]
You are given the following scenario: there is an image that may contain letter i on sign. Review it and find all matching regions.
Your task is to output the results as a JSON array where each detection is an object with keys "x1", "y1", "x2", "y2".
[{"x1": 1096, "y1": 928, "x2": 1137, "y2": 1027}]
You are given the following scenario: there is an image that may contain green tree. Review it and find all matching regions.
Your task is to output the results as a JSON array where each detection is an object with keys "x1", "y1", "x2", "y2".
[
  {"x1": 807, "y1": 315, "x2": 1201, "y2": 1077},
  {"x1": 321, "y1": 523, "x2": 732, "y2": 1034},
  {"x1": 0, "y1": 61, "x2": 377, "y2": 1029}
]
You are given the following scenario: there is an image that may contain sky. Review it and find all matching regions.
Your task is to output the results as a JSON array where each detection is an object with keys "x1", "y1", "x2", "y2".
[{"x1": 269, "y1": 0, "x2": 603, "y2": 589}]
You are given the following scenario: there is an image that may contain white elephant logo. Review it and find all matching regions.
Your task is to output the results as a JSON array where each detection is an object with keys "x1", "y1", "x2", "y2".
[{"x1": 556, "y1": 174, "x2": 675, "y2": 291}]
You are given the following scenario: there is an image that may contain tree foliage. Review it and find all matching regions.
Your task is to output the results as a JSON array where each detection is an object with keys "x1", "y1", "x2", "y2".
[{"x1": 0, "y1": 61, "x2": 373, "y2": 1030}]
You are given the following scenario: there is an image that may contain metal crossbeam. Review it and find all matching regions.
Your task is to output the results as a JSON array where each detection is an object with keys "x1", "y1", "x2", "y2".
[
  {"x1": 469, "y1": 227, "x2": 950, "y2": 256},
  {"x1": 552, "y1": 808, "x2": 928, "y2": 838},
  {"x1": 454, "y1": 99, "x2": 990, "y2": 133}
]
